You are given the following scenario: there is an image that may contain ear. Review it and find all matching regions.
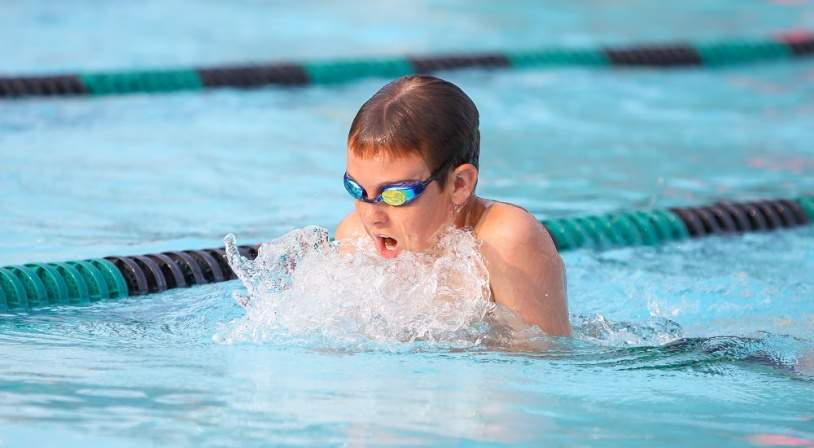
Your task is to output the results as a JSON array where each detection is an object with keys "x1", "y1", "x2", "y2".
[{"x1": 450, "y1": 163, "x2": 478, "y2": 206}]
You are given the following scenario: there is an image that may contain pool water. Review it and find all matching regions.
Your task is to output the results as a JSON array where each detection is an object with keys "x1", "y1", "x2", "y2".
[{"x1": 1, "y1": 1, "x2": 814, "y2": 446}]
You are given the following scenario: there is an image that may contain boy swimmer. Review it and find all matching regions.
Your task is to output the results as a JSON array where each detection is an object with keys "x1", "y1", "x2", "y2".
[{"x1": 336, "y1": 75, "x2": 570, "y2": 337}]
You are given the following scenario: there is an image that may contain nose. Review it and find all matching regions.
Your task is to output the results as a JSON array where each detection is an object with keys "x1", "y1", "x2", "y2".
[{"x1": 357, "y1": 200, "x2": 389, "y2": 228}]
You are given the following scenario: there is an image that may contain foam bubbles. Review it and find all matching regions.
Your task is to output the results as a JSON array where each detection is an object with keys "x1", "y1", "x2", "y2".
[{"x1": 216, "y1": 226, "x2": 497, "y2": 349}]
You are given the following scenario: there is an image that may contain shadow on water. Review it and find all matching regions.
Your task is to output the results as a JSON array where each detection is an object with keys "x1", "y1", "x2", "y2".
[
  {"x1": 504, "y1": 326, "x2": 814, "y2": 381},
  {"x1": 582, "y1": 335, "x2": 808, "y2": 375}
]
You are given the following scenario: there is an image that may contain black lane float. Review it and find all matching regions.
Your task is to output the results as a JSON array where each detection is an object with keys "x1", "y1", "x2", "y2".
[
  {"x1": 0, "y1": 196, "x2": 811, "y2": 311},
  {"x1": 1, "y1": 32, "x2": 814, "y2": 99}
]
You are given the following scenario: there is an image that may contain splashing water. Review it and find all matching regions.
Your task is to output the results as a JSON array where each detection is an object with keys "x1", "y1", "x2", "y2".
[
  {"x1": 216, "y1": 226, "x2": 498, "y2": 349},
  {"x1": 572, "y1": 313, "x2": 684, "y2": 347}
]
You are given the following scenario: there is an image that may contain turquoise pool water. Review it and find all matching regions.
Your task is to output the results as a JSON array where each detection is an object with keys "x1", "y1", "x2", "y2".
[{"x1": 1, "y1": 1, "x2": 814, "y2": 446}]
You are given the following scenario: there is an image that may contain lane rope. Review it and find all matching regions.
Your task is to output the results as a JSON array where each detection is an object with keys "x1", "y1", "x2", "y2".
[
  {"x1": 1, "y1": 32, "x2": 813, "y2": 99},
  {"x1": 0, "y1": 196, "x2": 810, "y2": 311}
]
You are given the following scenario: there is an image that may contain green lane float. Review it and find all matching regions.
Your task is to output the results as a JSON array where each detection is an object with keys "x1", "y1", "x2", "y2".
[
  {"x1": 1, "y1": 32, "x2": 813, "y2": 99},
  {"x1": 0, "y1": 259, "x2": 129, "y2": 311},
  {"x1": 303, "y1": 58, "x2": 414, "y2": 85},
  {"x1": 79, "y1": 69, "x2": 203, "y2": 96},
  {"x1": 695, "y1": 39, "x2": 792, "y2": 66},
  {"x1": 541, "y1": 197, "x2": 810, "y2": 251},
  {"x1": 799, "y1": 196, "x2": 814, "y2": 221}
]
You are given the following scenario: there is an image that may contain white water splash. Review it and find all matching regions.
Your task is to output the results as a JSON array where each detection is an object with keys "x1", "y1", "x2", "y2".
[
  {"x1": 215, "y1": 226, "x2": 498, "y2": 349},
  {"x1": 572, "y1": 313, "x2": 683, "y2": 347}
]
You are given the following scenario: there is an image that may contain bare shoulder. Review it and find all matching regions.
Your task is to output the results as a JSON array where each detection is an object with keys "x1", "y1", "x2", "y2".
[
  {"x1": 335, "y1": 210, "x2": 365, "y2": 241},
  {"x1": 473, "y1": 200, "x2": 570, "y2": 336},
  {"x1": 475, "y1": 201, "x2": 558, "y2": 258}
]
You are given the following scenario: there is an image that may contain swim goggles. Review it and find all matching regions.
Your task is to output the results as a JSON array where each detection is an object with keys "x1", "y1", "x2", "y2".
[{"x1": 343, "y1": 157, "x2": 454, "y2": 206}]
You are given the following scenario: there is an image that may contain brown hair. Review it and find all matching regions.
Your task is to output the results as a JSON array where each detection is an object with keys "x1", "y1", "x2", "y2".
[{"x1": 347, "y1": 75, "x2": 480, "y2": 187}]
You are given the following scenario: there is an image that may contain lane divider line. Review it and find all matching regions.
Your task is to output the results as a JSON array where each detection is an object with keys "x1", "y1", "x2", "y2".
[
  {"x1": 0, "y1": 197, "x2": 810, "y2": 310},
  {"x1": 2, "y1": 33, "x2": 813, "y2": 99}
]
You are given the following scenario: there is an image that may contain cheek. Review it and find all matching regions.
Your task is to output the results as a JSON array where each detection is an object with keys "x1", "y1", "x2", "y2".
[
  {"x1": 390, "y1": 208, "x2": 421, "y2": 235},
  {"x1": 395, "y1": 198, "x2": 451, "y2": 249}
]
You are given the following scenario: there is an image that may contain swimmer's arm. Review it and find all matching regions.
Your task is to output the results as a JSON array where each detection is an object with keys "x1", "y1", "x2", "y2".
[{"x1": 480, "y1": 207, "x2": 571, "y2": 337}]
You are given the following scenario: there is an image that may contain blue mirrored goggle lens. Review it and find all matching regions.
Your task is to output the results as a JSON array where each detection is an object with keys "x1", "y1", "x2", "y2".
[
  {"x1": 344, "y1": 176, "x2": 365, "y2": 200},
  {"x1": 343, "y1": 174, "x2": 424, "y2": 207}
]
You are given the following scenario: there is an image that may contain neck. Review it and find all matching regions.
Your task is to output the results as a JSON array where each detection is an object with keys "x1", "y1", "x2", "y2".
[{"x1": 453, "y1": 195, "x2": 483, "y2": 230}]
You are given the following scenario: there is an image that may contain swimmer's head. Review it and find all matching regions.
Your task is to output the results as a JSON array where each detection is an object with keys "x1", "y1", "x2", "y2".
[{"x1": 345, "y1": 75, "x2": 480, "y2": 258}]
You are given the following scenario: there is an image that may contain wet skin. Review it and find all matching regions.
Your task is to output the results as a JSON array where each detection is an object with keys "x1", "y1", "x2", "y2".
[{"x1": 336, "y1": 150, "x2": 571, "y2": 337}]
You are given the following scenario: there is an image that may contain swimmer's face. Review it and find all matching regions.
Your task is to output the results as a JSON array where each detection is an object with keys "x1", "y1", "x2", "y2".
[{"x1": 346, "y1": 150, "x2": 464, "y2": 259}]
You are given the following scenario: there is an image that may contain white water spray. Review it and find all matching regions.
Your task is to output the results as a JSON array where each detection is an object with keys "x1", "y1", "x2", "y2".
[{"x1": 215, "y1": 226, "x2": 498, "y2": 348}]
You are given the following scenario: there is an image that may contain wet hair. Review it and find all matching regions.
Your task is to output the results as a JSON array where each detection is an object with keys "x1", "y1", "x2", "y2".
[{"x1": 347, "y1": 75, "x2": 480, "y2": 187}]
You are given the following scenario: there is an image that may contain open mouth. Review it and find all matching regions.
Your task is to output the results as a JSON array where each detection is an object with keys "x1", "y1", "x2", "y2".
[{"x1": 374, "y1": 235, "x2": 400, "y2": 259}]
